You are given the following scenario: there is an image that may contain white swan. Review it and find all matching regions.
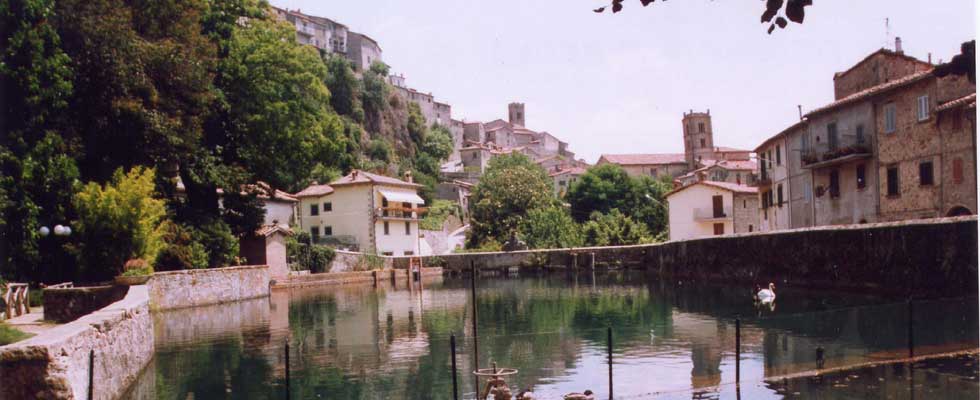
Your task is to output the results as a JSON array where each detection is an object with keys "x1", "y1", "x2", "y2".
[{"x1": 757, "y1": 282, "x2": 776, "y2": 302}]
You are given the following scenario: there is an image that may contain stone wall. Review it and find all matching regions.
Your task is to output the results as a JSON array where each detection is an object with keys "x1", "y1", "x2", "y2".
[
  {"x1": 0, "y1": 285, "x2": 153, "y2": 400},
  {"x1": 273, "y1": 267, "x2": 442, "y2": 289},
  {"x1": 147, "y1": 265, "x2": 270, "y2": 311},
  {"x1": 43, "y1": 285, "x2": 128, "y2": 323},
  {"x1": 326, "y1": 250, "x2": 393, "y2": 273},
  {"x1": 394, "y1": 217, "x2": 977, "y2": 297}
]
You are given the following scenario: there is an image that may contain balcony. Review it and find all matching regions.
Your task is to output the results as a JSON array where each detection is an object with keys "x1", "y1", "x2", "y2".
[
  {"x1": 693, "y1": 206, "x2": 732, "y2": 221},
  {"x1": 375, "y1": 206, "x2": 428, "y2": 221},
  {"x1": 802, "y1": 140, "x2": 872, "y2": 169}
]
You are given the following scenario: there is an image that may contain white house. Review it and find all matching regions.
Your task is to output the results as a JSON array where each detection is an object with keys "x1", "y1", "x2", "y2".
[
  {"x1": 294, "y1": 170, "x2": 425, "y2": 256},
  {"x1": 666, "y1": 181, "x2": 759, "y2": 241}
]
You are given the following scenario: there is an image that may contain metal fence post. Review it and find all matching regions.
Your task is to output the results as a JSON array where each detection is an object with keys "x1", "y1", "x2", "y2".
[
  {"x1": 88, "y1": 350, "x2": 94, "y2": 400},
  {"x1": 608, "y1": 326, "x2": 613, "y2": 400},
  {"x1": 735, "y1": 318, "x2": 741, "y2": 384},
  {"x1": 285, "y1": 340, "x2": 291, "y2": 400},
  {"x1": 450, "y1": 333, "x2": 459, "y2": 400},
  {"x1": 470, "y1": 260, "x2": 480, "y2": 389},
  {"x1": 907, "y1": 299, "x2": 914, "y2": 358}
]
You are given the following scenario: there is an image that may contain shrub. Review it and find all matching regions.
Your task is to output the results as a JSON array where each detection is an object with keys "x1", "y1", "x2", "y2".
[
  {"x1": 582, "y1": 209, "x2": 653, "y2": 247},
  {"x1": 155, "y1": 221, "x2": 208, "y2": 271},
  {"x1": 518, "y1": 206, "x2": 584, "y2": 249},
  {"x1": 190, "y1": 219, "x2": 239, "y2": 268},
  {"x1": 73, "y1": 167, "x2": 166, "y2": 280},
  {"x1": 287, "y1": 232, "x2": 336, "y2": 273}
]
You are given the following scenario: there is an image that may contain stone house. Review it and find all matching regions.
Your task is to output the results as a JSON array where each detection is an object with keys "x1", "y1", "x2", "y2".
[
  {"x1": 550, "y1": 167, "x2": 587, "y2": 197},
  {"x1": 294, "y1": 170, "x2": 424, "y2": 256},
  {"x1": 597, "y1": 153, "x2": 689, "y2": 179},
  {"x1": 239, "y1": 225, "x2": 292, "y2": 279},
  {"x1": 755, "y1": 124, "x2": 792, "y2": 232},
  {"x1": 677, "y1": 159, "x2": 757, "y2": 187},
  {"x1": 666, "y1": 181, "x2": 759, "y2": 240},
  {"x1": 873, "y1": 71, "x2": 976, "y2": 220},
  {"x1": 459, "y1": 145, "x2": 493, "y2": 173},
  {"x1": 346, "y1": 32, "x2": 382, "y2": 71},
  {"x1": 272, "y1": 7, "x2": 382, "y2": 71}
]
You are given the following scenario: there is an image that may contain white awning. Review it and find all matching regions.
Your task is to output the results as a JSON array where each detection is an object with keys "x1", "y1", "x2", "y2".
[{"x1": 379, "y1": 189, "x2": 425, "y2": 205}]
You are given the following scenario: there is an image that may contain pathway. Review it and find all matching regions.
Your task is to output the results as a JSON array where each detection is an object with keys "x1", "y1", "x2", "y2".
[{"x1": 4, "y1": 307, "x2": 58, "y2": 336}]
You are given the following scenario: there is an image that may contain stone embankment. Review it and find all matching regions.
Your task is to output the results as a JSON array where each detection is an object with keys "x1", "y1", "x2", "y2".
[
  {"x1": 390, "y1": 216, "x2": 978, "y2": 297},
  {"x1": 0, "y1": 285, "x2": 153, "y2": 400},
  {"x1": 147, "y1": 265, "x2": 270, "y2": 311},
  {"x1": 273, "y1": 267, "x2": 442, "y2": 289}
]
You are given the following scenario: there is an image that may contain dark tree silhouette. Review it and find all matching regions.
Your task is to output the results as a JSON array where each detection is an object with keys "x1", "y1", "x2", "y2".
[
  {"x1": 594, "y1": 0, "x2": 813, "y2": 34},
  {"x1": 934, "y1": 40, "x2": 976, "y2": 83}
]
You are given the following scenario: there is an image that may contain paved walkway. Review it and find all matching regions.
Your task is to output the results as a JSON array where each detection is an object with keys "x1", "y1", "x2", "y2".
[{"x1": 5, "y1": 307, "x2": 59, "y2": 336}]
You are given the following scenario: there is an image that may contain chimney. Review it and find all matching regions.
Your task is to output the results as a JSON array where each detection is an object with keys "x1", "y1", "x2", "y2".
[
  {"x1": 928, "y1": 53, "x2": 932, "y2": 64},
  {"x1": 351, "y1": 170, "x2": 359, "y2": 180},
  {"x1": 404, "y1": 170, "x2": 413, "y2": 183},
  {"x1": 797, "y1": 105, "x2": 803, "y2": 120},
  {"x1": 895, "y1": 37, "x2": 903, "y2": 54}
]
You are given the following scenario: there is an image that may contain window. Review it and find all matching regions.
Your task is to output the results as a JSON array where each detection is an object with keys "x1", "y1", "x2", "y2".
[
  {"x1": 803, "y1": 180, "x2": 812, "y2": 202},
  {"x1": 777, "y1": 184, "x2": 784, "y2": 206},
  {"x1": 404, "y1": 251, "x2": 414, "y2": 256},
  {"x1": 324, "y1": 226, "x2": 332, "y2": 236},
  {"x1": 405, "y1": 221, "x2": 411, "y2": 235},
  {"x1": 310, "y1": 204, "x2": 319, "y2": 216},
  {"x1": 887, "y1": 166, "x2": 900, "y2": 196},
  {"x1": 916, "y1": 95, "x2": 930, "y2": 121},
  {"x1": 856, "y1": 164, "x2": 866, "y2": 189},
  {"x1": 829, "y1": 170, "x2": 840, "y2": 198},
  {"x1": 698, "y1": 122, "x2": 705, "y2": 133},
  {"x1": 382, "y1": 198, "x2": 389, "y2": 217},
  {"x1": 743, "y1": 199, "x2": 747, "y2": 208},
  {"x1": 472, "y1": 152, "x2": 477, "y2": 160},
  {"x1": 953, "y1": 158, "x2": 964, "y2": 184},
  {"x1": 700, "y1": 138, "x2": 706, "y2": 148},
  {"x1": 323, "y1": 202, "x2": 332, "y2": 212},
  {"x1": 919, "y1": 161, "x2": 934, "y2": 186},
  {"x1": 383, "y1": 221, "x2": 390, "y2": 235},
  {"x1": 749, "y1": 225, "x2": 754, "y2": 232},
  {"x1": 310, "y1": 227, "x2": 320, "y2": 241},
  {"x1": 884, "y1": 103, "x2": 897, "y2": 133},
  {"x1": 827, "y1": 123, "x2": 839, "y2": 151},
  {"x1": 776, "y1": 145, "x2": 782, "y2": 165},
  {"x1": 650, "y1": 168, "x2": 658, "y2": 176},
  {"x1": 856, "y1": 124, "x2": 865, "y2": 144},
  {"x1": 382, "y1": 252, "x2": 394, "y2": 256},
  {"x1": 713, "y1": 223, "x2": 724, "y2": 235}
]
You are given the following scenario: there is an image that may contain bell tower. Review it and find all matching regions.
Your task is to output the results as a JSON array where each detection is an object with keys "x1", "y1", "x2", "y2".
[
  {"x1": 508, "y1": 102, "x2": 525, "y2": 127},
  {"x1": 682, "y1": 109, "x2": 715, "y2": 170}
]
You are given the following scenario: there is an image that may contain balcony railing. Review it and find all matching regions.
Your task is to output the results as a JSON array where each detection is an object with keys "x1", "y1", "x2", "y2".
[
  {"x1": 802, "y1": 139, "x2": 871, "y2": 169},
  {"x1": 693, "y1": 206, "x2": 732, "y2": 221},
  {"x1": 375, "y1": 206, "x2": 428, "y2": 220}
]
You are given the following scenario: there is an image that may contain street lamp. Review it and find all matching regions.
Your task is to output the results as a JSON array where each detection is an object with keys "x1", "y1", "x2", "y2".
[{"x1": 39, "y1": 224, "x2": 71, "y2": 237}]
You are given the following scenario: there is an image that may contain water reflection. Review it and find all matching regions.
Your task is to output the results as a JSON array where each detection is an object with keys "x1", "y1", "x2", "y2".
[{"x1": 124, "y1": 272, "x2": 978, "y2": 399}]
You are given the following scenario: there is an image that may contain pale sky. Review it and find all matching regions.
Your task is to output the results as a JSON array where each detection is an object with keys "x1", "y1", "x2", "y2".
[{"x1": 272, "y1": 0, "x2": 976, "y2": 163}]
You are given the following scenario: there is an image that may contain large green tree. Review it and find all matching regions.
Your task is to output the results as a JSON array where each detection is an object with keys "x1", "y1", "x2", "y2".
[
  {"x1": 519, "y1": 206, "x2": 584, "y2": 249},
  {"x1": 467, "y1": 153, "x2": 556, "y2": 248},
  {"x1": 566, "y1": 163, "x2": 670, "y2": 236}
]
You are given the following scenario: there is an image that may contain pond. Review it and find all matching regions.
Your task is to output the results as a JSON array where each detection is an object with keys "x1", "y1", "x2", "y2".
[{"x1": 124, "y1": 272, "x2": 978, "y2": 399}]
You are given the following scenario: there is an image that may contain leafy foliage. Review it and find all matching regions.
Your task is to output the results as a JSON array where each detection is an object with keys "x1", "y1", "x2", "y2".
[
  {"x1": 467, "y1": 154, "x2": 556, "y2": 248},
  {"x1": 518, "y1": 206, "x2": 584, "y2": 249},
  {"x1": 72, "y1": 167, "x2": 167, "y2": 280},
  {"x1": 420, "y1": 199, "x2": 459, "y2": 231},
  {"x1": 287, "y1": 232, "x2": 336, "y2": 273},
  {"x1": 592, "y1": 0, "x2": 812, "y2": 34},
  {"x1": 155, "y1": 221, "x2": 209, "y2": 270},
  {"x1": 566, "y1": 163, "x2": 670, "y2": 236},
  {"x1": 582, "y1": 209, "x2": 652, "y2": 246}
]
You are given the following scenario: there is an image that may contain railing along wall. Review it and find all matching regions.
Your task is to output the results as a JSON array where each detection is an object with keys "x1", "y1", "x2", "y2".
[{"x1": 3, "y1": 283, "x2": 30, "y2": 319}]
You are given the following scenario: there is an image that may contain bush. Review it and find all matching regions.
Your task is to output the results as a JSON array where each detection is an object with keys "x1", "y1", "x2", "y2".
[
  {"x1": 518, "y1": 206, "x2": 584, "y2": 249},
  {"x1": 73, "y1": 167, "x2": 166, "y2": 281},
  {"x1": 287, "y1": 232, "x2": 336, "y2": 273},
  {"x1": 155, "y1": 221, "x2": 208, "y2": 271},
  {"x1": 582, "y1": 209, "x2": 653, "y2": 247},
  {"x1": 190, "y1": 219, "x2": 239, "y2": 268},
  {"x1": 420, "y1": 199, "x2": 459, "y2": 231}
]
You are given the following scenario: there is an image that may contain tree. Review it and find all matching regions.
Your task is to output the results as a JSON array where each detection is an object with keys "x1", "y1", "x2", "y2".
[
  {"x1": 324, "y1": 54, "x2": 364, "y2": 120},
  {"x1": 72, "y1": 167, "x2": 167, "y2": 281},
  {"x1": 0, "y1": 0, "x2": 76, "y2": 282},
  {"x1": 519, "y1": 206, "x2": 584, "y2": 249},
  {"x1": 361, "y1": 61, "x2": 390, "y2": 133},
  {"x1": 467, "y1": 154, "x2": 556, "y2": 248},
  {"x1": 582, "y1": 209, "x2": 652, "y2": 246},
  {"x1": 592, "y1": 0, "x2": 813, "y2": 34},
  {"x1": 566, "y1": 163, "x2": 670, "y2": 235}
]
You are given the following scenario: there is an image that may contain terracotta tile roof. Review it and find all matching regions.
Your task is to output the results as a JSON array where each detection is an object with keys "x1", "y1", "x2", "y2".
[
  {"x1": 484, "y1": 119, "x2": 510, "y2": 131},
  {"x1": 937, "y1": 93, "x2": 977, "y2": 111},
  {"x1": 599, "y1": 153, "x2": 687, "y2": 165},
  {"x1": 549, "y1": 167, "x2": 587, "y2": 177},
  {"x1": 294, "y1": 183, "x2": 334, "y2": 198},
  {"x1": 833, "y1": 48, "x2": 931, "y2": 79},
  {"x1": 806, "y1": 69, "x2": 934, "y2": 117},
  {"x1": 666, "y1": 180, "x2": 758, "y2": 198},
  {"x1": 716, "y1": 160, "x2": 757, "y2": 170},
  {"x1": 754, "y1": 120, "x2": 806, "y2": 153},
  {"x1": 713, "y1": 146, "x2": 750, "y2": 153},
  {"x1": 330, "y1": 170, "x2": 421, "y2": 188}
]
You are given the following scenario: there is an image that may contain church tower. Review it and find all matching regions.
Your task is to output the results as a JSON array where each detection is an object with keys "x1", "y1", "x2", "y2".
[
  {"x1": 508, "y1": 102, "x2": 525, "y2": 127},
  {"x1": 682, "y1": 109, "x2": 715, "y2": 170}
]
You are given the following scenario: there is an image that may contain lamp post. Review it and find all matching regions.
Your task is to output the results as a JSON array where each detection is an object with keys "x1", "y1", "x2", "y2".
[{"x1": 39, "y1": 224, "x2": 72, "y2": 237}]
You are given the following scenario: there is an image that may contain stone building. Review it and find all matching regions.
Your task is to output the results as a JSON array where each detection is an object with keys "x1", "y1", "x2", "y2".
[
  {"x1": 666, "y1": 181, "x2": 759, "y2": 240},
  {"x1": 873, "y1": 70, "x2": 975, "y2": 220},
  {"x1": 677, "y1": 159, "x2": 757, "y2": 187},
  {"x1": 754, "y1": 121, "x2": 815, "y2": 231},
  {"x1": 550, "y1": 167, "x2": 587, "y2": 197},
  {"x1": 270, "y1": 7, "x2": 380, "y2": 71},
  {"x1": 294, "y1": 170, "x2": 425, "y2": 256},
  {"x1": 601, "y1": 110, "x2": 751, "y2": 181}
]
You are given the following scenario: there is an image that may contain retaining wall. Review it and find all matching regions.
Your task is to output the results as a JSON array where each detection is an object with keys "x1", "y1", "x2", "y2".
[
  {"x1": 0, "y1": 285, "x2": 153, "y2": 400},
  {"x1": 43, "y1": 285, "x2": 128, "y2": 323},
  {"x1": 325, "y1": 250, "x2": 394, "y2": 273},
  {"x1": 147, "y1": 265, "x2": 270, "y2": 311},
  {"x1": 393, "y1": 217, "x2": 979, "y2": 297},
  {"x1": 273, "y1": 267, "x2": 443, "y2": 289}
]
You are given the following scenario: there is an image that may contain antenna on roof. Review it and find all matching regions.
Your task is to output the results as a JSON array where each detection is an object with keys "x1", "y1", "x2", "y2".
[
  {"x1": 884, "y1": 18, "x2": 890, "y2": 49},
  {"x1": 797, "y1": 105, "x2": 803, "y2": 121}
]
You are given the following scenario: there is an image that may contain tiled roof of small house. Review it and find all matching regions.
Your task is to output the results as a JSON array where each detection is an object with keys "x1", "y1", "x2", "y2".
[
  {"x1": 937, "y1": 93, "x2": 977, "y2": 111},
  {"x1": 713, "y1": 146, "x2": 750, "y2": 153},
  {"x1": 599, "y1": 153, "x2": 687, "y2": 165},
  {"x1": 255, "y1": 224, "x2": 294, "y2": 237},
  {"x1": 549, "y1": 167, "x2": 587, "y2": 177},
  {"x1": 329, "y1": 170, "x2": 421, "y2": 188},
  {"x1": 294, "y1": 183, "x2": 334, "y2": 198},
  {"x1": 666, "y1": 180, "x2": 757, "y2": 197}
]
